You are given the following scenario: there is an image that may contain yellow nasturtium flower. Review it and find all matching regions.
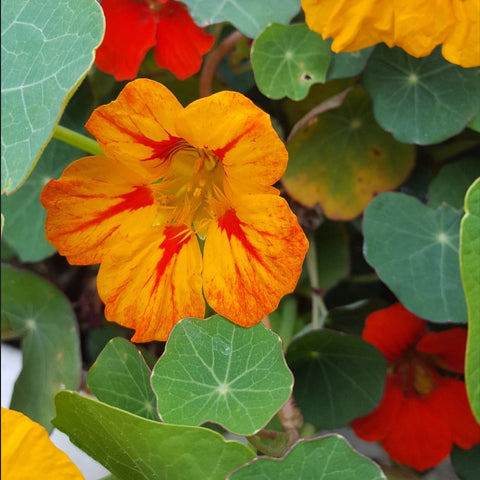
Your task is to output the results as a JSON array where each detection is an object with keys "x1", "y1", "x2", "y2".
[
  {"x1": 301, "y1": 0, "x2": 480, "y2": 67},
  {"x1": 1, "y1": 407, "x2": 85, "y2": 480},
  {"x1": 41, "y1": 79, "x2": 308, "y2": 342}
]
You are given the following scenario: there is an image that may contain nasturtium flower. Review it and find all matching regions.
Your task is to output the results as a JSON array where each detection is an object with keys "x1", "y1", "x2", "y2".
[
  {"x1": 1, "y1": 407, "x2": 85, "y2": 480},
  {"x1": 41, "y1": 79, "x2": 308, "y2": 342},
  {"x1": 351, "y1": 303, "x2": 480, "y2": 471},
  {"x1": 95, "y1": 0, "x2": 215, "y2": 80},
  {"x1": 301, "y1": 0, "x2": 480, "y2": 67}
]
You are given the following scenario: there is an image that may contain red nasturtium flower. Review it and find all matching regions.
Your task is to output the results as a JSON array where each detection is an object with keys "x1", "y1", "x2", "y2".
[
  {"x1": 301, "y1": 0, "x2": 480, "y2": 68},
  {"x1": 41, "y1": 79, "x2": 308, "y2": 342},
  {"x1": 351, "y1": 303, "x2": 480, "y2": 471},
  {"x1": 95, "y1": 0, "x2": 215, "y2": 81},
  {"x1": 1, "y1": 408, "x2": 85, "y2": 479}
]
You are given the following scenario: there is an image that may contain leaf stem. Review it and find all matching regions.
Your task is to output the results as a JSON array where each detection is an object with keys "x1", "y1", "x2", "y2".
[
  {"x1": 53, "y1": 125, "x2": 103, "y2": 156},
  {"x1": 306, "y1": 234, "x2": 328, "y2": 329}
]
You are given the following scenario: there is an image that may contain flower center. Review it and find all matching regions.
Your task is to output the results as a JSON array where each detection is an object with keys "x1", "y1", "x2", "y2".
[
  {"x1": 153, "y1": 140, "x2": 225, "y2": 238},
  {"x1": 393, "y1": 348, "x2": 437, "y2": 397}
]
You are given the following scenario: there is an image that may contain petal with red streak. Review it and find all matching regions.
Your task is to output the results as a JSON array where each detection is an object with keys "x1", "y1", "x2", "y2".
[
  {"x1": 154, "y1": 1, "x2": 214, "y2": 80},
  {"x1": 176, "y1": 91, "x2": 288, "y2": 196},
  {"x1": 97, "y1": 225, "x2": 204, "y2": 342},
  {"x1": 362, "y1": 303, "x2": 427, "y2": 362},
  {"x1": 203, "y1": 195, "x2": 308, "y2": 326},
  {"x1": 95, "y1": 0, "x2": 156, "y2": 80},
  {"x1": 416, "y1": 328, "x2": 467, "y2": 373},
  {"x1": 86, "y1": 79, "x2": 184, "y2": 177},
  {"x1": 41, "y1": 156, "x2": 157, "y2": 265}
]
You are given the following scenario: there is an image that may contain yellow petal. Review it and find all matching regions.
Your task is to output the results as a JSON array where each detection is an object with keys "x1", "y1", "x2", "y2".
[
  {"x1": 87, "y1": 78, "x2": 185, "y2": 177},
  {"x1": 41, "y1": 156, "x2": 158, "y2": 265},
  {"x1": 203, "y1": 195, "x2": 308, "y2": 326},
  {"x1": 97, "y1": 225, "x2": 204, "y2": 342},
  {"x1": 176, "y1": 91, "x2": 287, "y2": 196},
  {"x1": 1, "y1": 408, "x2": 85, "y2": 480}
]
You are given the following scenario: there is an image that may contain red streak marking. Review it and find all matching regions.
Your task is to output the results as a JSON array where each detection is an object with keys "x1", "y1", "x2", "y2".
[
  {"x1": 67, "y1": 185, "x2": 154, "y2": 234},
  {"x1": 141, "y1": 134, "x2": 185, "y2": 161},
  {"x1": 211, "y1": 124, "x2": 256, "y2": 162},
  {"x1": 217, "y1": 208, "x2": 262, "y2": 263}
]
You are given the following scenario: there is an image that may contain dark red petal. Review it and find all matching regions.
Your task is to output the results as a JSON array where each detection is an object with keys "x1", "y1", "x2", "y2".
[
  {"x1": 95, "y1": 0, "x2": 157, "y2": 80},
  {"x1": 153, "y1": 1, "x2": 214, "y2": 80},
  {"x1": 362, "y1": 303, "x2": 427, "y2": 361},
  {"x1": 416, "y1": 328, "x2": 467, "y2": 373}
]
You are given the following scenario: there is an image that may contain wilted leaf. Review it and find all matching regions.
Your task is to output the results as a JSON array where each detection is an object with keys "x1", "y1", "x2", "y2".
[
  {"x1": 1, "y1": 264, "x2": 81, "y2": 431},
  {"x1": 283, "y1": 87, "x2": 414, "y2": 220},
  {"x1": 362, "y1": 45, "x2": 480, "y2": 145},
  {"x1": 151, "y1": 316, "x2": 293, "y2": 436},
  {"x1": 363, "y1": 192, "x2": 467, "y2": 323},
  {"x1": 53, "y1": 391, "x2": 255, "y2": 480}
]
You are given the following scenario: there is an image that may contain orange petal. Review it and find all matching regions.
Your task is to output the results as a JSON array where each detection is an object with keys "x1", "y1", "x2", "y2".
[
  {"x1": 154, "y1": 1, "x2": 214, "y2": 80},
  {"x1": 86, "y1": 79, "x2": 184, "y2": 177},
  {"x1": 97, "y1": 225, "x2": 204, "y2": 342},
  {"x1": 203, "y1": 195, "x2": 308, "y2": 326},
  {"x1": 1, "y1": 407, "x2": 85, "y2": 480},
  {"x1": 176, "y1": 91, "x2": 288, "y2": 196},
  {"x1": 41, "y1": 156, "x2": 158, "y2": 265},
  {"x1": 362, "y1": 303, "x2": 426, "y2": 362},
  {"x1": 416, "y1": 328, "x2": 467, "y2": 373},
  {"x1": 95, "y1": 0, "x2": 157, "y2": 80}
]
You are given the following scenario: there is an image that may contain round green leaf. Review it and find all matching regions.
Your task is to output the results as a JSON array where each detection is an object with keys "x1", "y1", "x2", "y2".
[
  {"x1": 286, "y1": 329, "x2": 386, "y2": 429},
  {"x1": 326, "y1": 43, "x2": 374, "y2": 81},
  {"x1": 1, "y1": 264, "x2": 81, "y2": 431},
  {"x1": 1, "y1": 0, "x2": 104, "y2": 194},
  {"x1": 362, "y1": 45, "x2": 480, "y2": 145},
  {"x1": 428, "y1": 158, "x2": 480, "y2": 210},
  {"x1": 87, "y1": 337, "x2": 159, "y2": 421},
  {"x1": 53, "y1": 391, "x2": 255, "y2": 480},
  {"x1": 364, "y1": 192, "x2": 467, "y2": 323},
  {"x1": 228, "y1": 435, "x2": 386, "y2": 480},
  {"x1": 283, "y1": 87, "x2": 414, "y2": 220},
  {"x1": 451, "y1": 444, "x2": 480, "y2": 480},
  {"x1": 460, "y1": 179, "x2": 480, "y2": 421},
  {"x1": 469, "y1": 112, "x2": 480, "y2": 133},
  {"x1": 251, "y1": 23, "x2": 331, "y2": 101},
  {"x1": 151, "y1": 315, "x2": 293, "y2": 436},
  {"x1": 182, "y1": 0, "x2": 300, "y2": 39}
]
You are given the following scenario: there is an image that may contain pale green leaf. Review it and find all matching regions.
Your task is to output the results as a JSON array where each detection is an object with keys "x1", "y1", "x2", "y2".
[
  {"x1": 362, "y1": 45, "x2": 480, "y2": 145},
  {"x1": 53, "y1": 391, "x2": 255, "y2": 480},
  {"x1": 1, "y1": 0, "x2": 104, "y2": 193},
  {"x1": 151, "y1": 315, "x2": 293, "y2": 436},
  {"x1": 87, "y1": 338, "x2": 159, "y2": 421},
  {"x1": 251, "y1": 23, "x2": 330, "y2": 100},
  {"x1": 182, "y1": 0, "x2": 300, "y2": 38},
  {"x1": 228, "y1": 435, "x2": 387, "y2": 479},
  {"x1": 460, "y1": 179, "x2": 480, "y2": 421},
  {"x1": 364, "y1": 192, "x2": 467, "y2": 323},
  {"x1": 1, "y1": 264, "x2": 81, "y2": 431}
]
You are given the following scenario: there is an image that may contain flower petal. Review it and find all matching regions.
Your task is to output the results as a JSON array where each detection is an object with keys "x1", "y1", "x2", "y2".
[
  {"x1": 86, "y1": 79, "x2": 184, "y2": 177},
  {"x1": 41, "y1": 156, "x2": 157, "y2": 265},
  {"x1": 416, "y1": 328, "x2": 467, "y2": 373},
  {"x1": 154, "y1": 1, "x2": 214, "y2": 80},
  {"x1": 176, "y1": 91, "x2": 288, "y2": 195},
  {"x1": 97, "y1": 225, "x2": 204, "y2": 342},
  {"x1": 362, "y1": 303, "x2": 427, "y2": 362},
  {"x1": 1, "y1": 407, "x2": 85, "y2": 480},
  {"x1": 436, "y1": 378, "x2": 480, "y2": 449},
  {"x1": 203, "y1": 195, "x2": 308, "y2": 326},
  {"x1": 95, "y1": 0, "x2": 157, "y2": 80}
]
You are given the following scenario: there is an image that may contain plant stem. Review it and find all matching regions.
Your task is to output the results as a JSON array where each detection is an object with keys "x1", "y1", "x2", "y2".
[
  {"x1": 306, "y1": 234, "x2": 328, "y2": 329},
  {"x1": 53, "y1": 125, "x2": 103, "y2": 156}
]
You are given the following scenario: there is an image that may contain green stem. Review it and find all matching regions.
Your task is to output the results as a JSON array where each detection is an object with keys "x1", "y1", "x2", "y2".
[
  {"x1": 306, "y1": 234, "x2": 328, "y2": 329},
  {"x1": 53, "y1": 125, "x2": 103, "y2": 156}
]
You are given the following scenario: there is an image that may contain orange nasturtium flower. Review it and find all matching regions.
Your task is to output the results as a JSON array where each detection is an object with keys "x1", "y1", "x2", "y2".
[
  {"x1": 1, "y1": 408, "x2": 85, "y2": 480},
  {"x1": 95, "y1": 0, "x2": 215, "y2": 81},
  {"x1": 41, "y1": 79, "x2": 308, "y2": 342},
  {"x1": 351, "y1": 303, "x2": 480, "y2": 471},
  {"x1": 301, "y1": 0, "x2": 480, "y2": 67}
]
